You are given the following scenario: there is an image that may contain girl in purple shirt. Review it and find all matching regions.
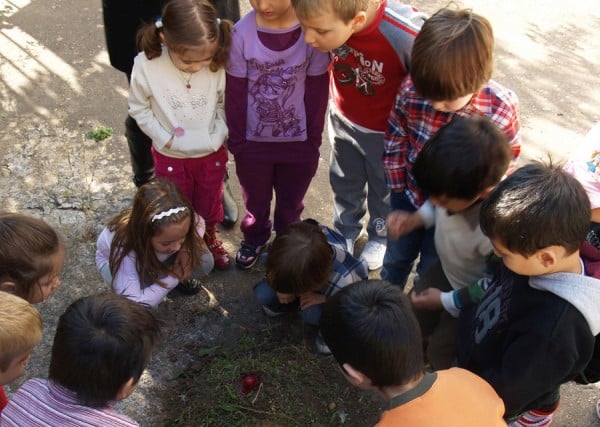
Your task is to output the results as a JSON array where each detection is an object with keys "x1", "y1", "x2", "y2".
[{"x1": 225, "y1": 0, "x2": 330, "y2": 269}]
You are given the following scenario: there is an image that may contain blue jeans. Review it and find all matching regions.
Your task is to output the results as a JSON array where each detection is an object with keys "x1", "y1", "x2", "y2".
[
  {"x1": 253, "y1": 279, "x2": 323, "y2": 326},
  {"x1": 381, "y1": 191, "x2": 438, "y2": 289}
]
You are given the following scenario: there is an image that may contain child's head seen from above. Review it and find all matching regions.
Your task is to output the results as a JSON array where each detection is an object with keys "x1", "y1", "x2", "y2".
[
  {"x1": 266, "y1": 221, "x2": 333, "y2": 295},
  {"x1": 0, "y1": 291, "x2": 42, "y2": 385},
  {"x1": 48, "y1": 292, "x2": 163, "y2": 408},
  {"x1": 413, "y1": 115, "x2": 511, "y2": 213},
  {"x1": 320, "y1": 280, "x2": 423, "y2": 390},
  {"x1": 411, "y1": 7, "x2": 494, "y2": 111},
  {"x1": 292, "y1": 0, "x2": 372, "y2": 52},
  {"x1": 0, "y1": 212, "x2": 64, "y2": 304},
  {"x1": 480, "y1": 161, "x2": 590, "y2": 275},
  {"x1": 138, "y1": 0, "x2": 233, "y2": 73}
]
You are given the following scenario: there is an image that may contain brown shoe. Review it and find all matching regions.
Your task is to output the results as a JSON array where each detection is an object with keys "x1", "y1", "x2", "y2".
[{"x1": 204, "y1": 227, "x2": 230, "y2": 270}]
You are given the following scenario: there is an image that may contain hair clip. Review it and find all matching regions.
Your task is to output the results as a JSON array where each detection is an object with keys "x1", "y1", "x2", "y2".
[
  {"x1": 151, "y1": 206, "x2": 186, "y2": 222},
  {"x1": 217, "y1": 18, "x2": 221, "y2": 25},
  {"x1": 155, "y1": 17, "x2": 163, "y2": 29}
]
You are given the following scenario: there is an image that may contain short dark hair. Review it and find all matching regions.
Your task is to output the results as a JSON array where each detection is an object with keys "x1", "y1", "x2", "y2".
[
  {"x1": 320, "y1": 280, "x2": 423, "y2": 388},
  {"x1": 480, "y1": 161, "x2": 591, "y2": 256},
  {"x1": 413, "y1": 116, "x2": 511, "y2": 199},
  {"x1": 48, "y1": 292, "x2": 163, "y2": 408},
  {"x1": 266, "y1": 221, "x2": 333, "y2": 294},
  {"x1": 411, "y1": 8, "x2": 493, "y2": 101}
]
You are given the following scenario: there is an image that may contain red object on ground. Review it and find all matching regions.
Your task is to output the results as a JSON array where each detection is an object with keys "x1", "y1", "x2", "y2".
[{"x1": 241, "y1": 374, "x2": 260, "y2": 394}]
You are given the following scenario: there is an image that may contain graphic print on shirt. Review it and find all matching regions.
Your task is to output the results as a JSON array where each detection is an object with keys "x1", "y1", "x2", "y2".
[
  {"x1": 167, "y1": 89, "x2": 208, "y2": 121},
  {"x1": 332, "y1": 44, "x2": 386, "y2": 97},
  {"x1": 249, "y1": 67, "x2": 303, "y2": 138},
  {"x1": 472, "y1": 275, "x2": 512, "y2": 344}
]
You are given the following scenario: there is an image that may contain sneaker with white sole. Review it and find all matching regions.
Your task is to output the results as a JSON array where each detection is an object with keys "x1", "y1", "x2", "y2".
[
  {"x1": 315, "y1": 331, "x2": 331, "y2": 355},
  {"x1": 345, "y1": 238, "x2": 355, "y2": 255},
  {"x1": 359, "y1": 240, "x2": 386, "y2": 270}
]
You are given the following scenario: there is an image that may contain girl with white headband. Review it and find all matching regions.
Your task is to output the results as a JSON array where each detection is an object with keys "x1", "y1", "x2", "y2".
[{"x1": 95, "y1": 179, "x2": 214, "y2": 307}]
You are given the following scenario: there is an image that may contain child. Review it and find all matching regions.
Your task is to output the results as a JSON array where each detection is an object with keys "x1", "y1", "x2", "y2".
[
  {"x1": 0, "y1": 212, "x2": 65, "y2": 412},
  {"x1": 385, "y1": 116, "x2": 511, "y2": 369},
  {"x1": 320, "y1": 279, "x2": 507, "y2": 425},
  {"x1": 253, "y1": 219, "x2": 368, "y2": 352},
  {"x1": 291, "y1": 0, "x2": 425, "y2": 271},
  {"x1": 382, "y1": 7, "x2": 521, "y2": 288},
  {"x1": 0, "y1": 292, "x2": 42, "y2": 413},
  {"x1": 1, "y1": 292, "x2": 163, "y2": 426},
  {"x1": 0, "y1": 212, "x2": 65, "y2": 304},
  {"x1": 102, "y1": 0, "x2": 240, "y2": 227},
  {"x1": 457, "y1": 162, "x2": 600, "y2": 425},
  {"x1": 128, "y1": 0, "x2": 233, "y2": 269},
  {"x1": 96, "y1": 179, "x2": 214, "y2": 307},
  {"x1": 225, "y1": 0, "x2": 330, "y2": 269}
]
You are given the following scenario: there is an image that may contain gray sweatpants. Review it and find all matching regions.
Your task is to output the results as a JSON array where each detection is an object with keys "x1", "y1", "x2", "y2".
[{"x1": 328, "y1": 109, "x2": 390, "y2": 243}]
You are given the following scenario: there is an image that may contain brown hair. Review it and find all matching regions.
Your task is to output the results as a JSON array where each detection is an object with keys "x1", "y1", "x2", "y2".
[
  {"x1": 266, "y1": 222, "x2": 333, "y2": 294},
  {"x1": 411, "y1": 7, "x2": 494, "y2": 101},
  {"x1": 292, "y1": 0, "x2": 369, "y2": 22},
  {"x1": 137, "y1": 0, "x2": 233, "y2": 71},
  {"x1": 0, "y1": 213, "x2": 63, "y2": 302},
  {"x1": 49, "y1": 292, "x2": 163, "y2": 407},
  {"x1": 0, "y1": 291, "x2": 42, "y2": 373},
  {"x1": 481, "y1": 161, "x2": 590, "y2": 257},
  {"x1": 107, "y1": 179, "x2": 205, "y2": 288}
]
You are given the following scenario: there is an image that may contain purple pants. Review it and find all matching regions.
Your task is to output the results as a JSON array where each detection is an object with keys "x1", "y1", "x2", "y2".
[
  {"x1": 234, "y1": 142, "x2": 319, "y2": 246},
  {"x1": 152, "y1": 146, "x2": 227, "y2": 227}
]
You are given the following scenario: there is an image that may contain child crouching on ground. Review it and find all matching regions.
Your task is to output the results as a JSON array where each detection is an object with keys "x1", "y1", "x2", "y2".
[
  {"x1": 0, "y1": 292, "x2": 42, "y2": 413},
  {"x1": 457, "y1": 162, "x2": 600, "y2": 426},
  {"x1": 320, "y1": 279, "x2": 506, "y2": 426},
  {"x1": 253, "y1": 219, "x2": 368, "y2": 353},
  {"x1": 1, "y1": 292, "x2": 163, "y2": 426}
]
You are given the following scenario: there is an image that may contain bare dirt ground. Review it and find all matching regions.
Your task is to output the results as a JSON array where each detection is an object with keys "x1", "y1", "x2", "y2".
[{"x1": 1, "y1": 0, "x2": 600, "y2": 425}]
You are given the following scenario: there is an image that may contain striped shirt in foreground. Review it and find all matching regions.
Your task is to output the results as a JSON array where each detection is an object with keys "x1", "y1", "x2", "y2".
[{"x1": 1, "y1": 379, "x2": 138, "y2": 427}]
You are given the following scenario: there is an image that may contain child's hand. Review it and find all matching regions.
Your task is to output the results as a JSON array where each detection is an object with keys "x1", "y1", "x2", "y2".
[
  {"x1": 174, "y1": 250, "x2": 193, "y2": 280},
  {"x1": 411, "y1": 288, "x2": 443, "y2": 311},
  {"x1": 386, "y1": 210, "x2": 424, "y2": 240},
  {"x1": 299, "y1": 292, "x2": 326, "y2": 309},
  {"x1": 276, "y1": 292, "x2": 296, "y2": 305}
]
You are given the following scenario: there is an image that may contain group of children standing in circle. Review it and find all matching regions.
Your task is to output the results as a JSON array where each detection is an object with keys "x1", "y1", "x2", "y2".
[{"x1": 0, "y1": 0, "x2": 599, "y2": 424}]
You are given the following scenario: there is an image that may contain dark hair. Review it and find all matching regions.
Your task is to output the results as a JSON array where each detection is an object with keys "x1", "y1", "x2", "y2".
[
  {"x1": 480, "y1": 161, "x2": 590, "y2": 256},
  {"x1": 413, "y1": 116, "x2": 511, "y2": 200},
  {"x1": 48, "y1": 292, "x2": 163, "y2": 408},
  {"x1": 108, "y1": 179, "x2": 204, "y2": 288},
  {"x1": 266, "y1": 222, "x2": 333, "y2": 294},
  {"x1": 411, "y1": 7, "x2": 493, "y2": 101},
  {"x1": 137, "y1": 0, "x2": 233, "y2": 71},
  {"x1": 0, "y1": 212, "x2": 63, "y2": 302},
  {"x1": 320, "y1": 280, "x2": 423, "y2": 388}
]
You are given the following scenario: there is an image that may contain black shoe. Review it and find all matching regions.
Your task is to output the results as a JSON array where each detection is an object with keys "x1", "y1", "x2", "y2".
[{"x1": 173, "y1": 279, "x2": 202, "y2": 295}]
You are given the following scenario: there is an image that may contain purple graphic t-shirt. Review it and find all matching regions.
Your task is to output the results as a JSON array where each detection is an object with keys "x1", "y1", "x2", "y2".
[{"x1": 227, "y1": 11, "x2": 330, "y2": 143}]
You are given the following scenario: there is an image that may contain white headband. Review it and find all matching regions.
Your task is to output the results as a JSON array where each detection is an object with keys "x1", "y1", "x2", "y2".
[{"x1": 152, "y1": 206, "x2": 187, "y2": 222}]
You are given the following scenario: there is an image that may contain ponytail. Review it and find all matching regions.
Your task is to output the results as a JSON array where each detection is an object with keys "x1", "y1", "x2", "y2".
[{"x1": 136, "y1": 19, "x2": 163, "y2": 60}]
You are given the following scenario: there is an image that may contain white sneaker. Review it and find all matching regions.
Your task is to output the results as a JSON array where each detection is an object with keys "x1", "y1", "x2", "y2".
[
  {"x1": 359, "y1": 240, "x2": 386, "y2": 270},
  {"x1": 345, "y1": 238, "x2": 355, "y2": 255}
]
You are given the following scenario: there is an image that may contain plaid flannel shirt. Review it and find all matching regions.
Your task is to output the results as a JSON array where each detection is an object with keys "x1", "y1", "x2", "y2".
[
  {"x1": 319, "y1": 224, "x2": 369, "y2": 297},
  {"x1": 383, "y1": 76, "x2": 521, "y2": 208}
]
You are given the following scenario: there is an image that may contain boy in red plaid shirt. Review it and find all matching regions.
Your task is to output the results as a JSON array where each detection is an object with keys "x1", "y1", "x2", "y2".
[{"x1": 381, "y1": 7, "x2": 521, "y2": 288}]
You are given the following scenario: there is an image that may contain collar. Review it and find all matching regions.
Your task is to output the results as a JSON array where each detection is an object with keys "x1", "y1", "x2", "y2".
[{"x1": 387, "y1": 371, "x2": 437, "y2": 410}]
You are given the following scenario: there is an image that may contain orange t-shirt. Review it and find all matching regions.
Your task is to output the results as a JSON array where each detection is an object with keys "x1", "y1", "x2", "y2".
[{"x1": 376, "y1": 368, "x2": 506, "y2": 427}]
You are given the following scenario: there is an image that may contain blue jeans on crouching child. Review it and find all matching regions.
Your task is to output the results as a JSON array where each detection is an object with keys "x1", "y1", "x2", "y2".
[
  {"x1": 381, "y1": 191, "x2": 438, "y2": 289},
  {"x1": 253, "y1": 279, "x2": 322, "y2": 326}
]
